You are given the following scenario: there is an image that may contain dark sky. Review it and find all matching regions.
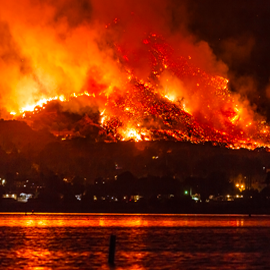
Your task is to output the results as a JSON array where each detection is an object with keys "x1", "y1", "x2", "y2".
[{"x1": 185, "y1": 0, "x2": 270, "y2": 118}]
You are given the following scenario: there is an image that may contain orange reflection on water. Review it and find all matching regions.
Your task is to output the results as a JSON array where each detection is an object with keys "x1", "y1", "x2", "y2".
[
  {"x1": 15, "y1": 225, "x2": 54, "y2": 270},
  {"x1": 98, "y1": 214, "x2": 149, "y2": 227},
  {"x1": 0, "y1": 213, "x2": 268, "y2": 228},
  {"x1": 16, "y1": 248, "x2": 52, "y2": 261}
]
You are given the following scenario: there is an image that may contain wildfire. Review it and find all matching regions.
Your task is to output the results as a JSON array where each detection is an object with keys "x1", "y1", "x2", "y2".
[
  {"x1": 120, "y1": 127, "x2": 143, "y2": 142},
  {"x1": 21, "y1": 95, "x2": 65, "y2": 113},
  {"x1": 10, "y1": 92, "x2": 97, "y2": 117},
  {"x1": 6, "y1": 29, "x2": 270, "y2": 151}
]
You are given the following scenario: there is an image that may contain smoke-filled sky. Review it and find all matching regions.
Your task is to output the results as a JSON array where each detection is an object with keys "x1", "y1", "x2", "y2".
[
  {"x1": 0, "y1": 0, "x2": 270, "y2": 121},
  {"x1": 186, "y1": 0, "x2": 270, "y2": 118}
]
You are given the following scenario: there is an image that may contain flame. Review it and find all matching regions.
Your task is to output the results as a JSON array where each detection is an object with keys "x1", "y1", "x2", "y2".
[
  {"x1": 0, "y1": 1, "x2": 269, "y2": 151},
  {"x1": 164, "y1": 94, "x2": 175, "y2": 102},
  {"x1": 11, "y1": 91, "x2": 97, "y2": 117},
  {"x1": 120, "y1": 127, "x2": 143, "y2": 142},
  {"x1": 11, "y1": 33, "x2": 270, "y2": 151},
  {"x1": 21, "y1": 95, "x2": 66, "y2": 113}
]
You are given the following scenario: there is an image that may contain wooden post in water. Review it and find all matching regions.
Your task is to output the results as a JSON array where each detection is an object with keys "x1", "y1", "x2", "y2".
[{"x1": 108, "y1": 234, "x2": 116, "y2": 265}]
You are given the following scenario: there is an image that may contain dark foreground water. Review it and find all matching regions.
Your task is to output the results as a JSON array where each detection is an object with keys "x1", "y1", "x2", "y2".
[{"x1": 0, "y1": 213, "x2": 270, "y2": 269}]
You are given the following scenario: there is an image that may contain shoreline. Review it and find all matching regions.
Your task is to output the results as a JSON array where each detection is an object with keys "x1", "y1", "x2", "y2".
[{"x1": 0, "y1": 200, "x2": 270, "y2": 215}]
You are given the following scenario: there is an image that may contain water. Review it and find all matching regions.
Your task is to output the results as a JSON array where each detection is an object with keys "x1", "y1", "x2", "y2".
[{"x1": 0, "y1": 213, "x2": 270, "y2": 269}]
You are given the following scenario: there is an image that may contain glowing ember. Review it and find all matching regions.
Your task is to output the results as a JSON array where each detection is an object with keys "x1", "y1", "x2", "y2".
[{"x1": 120, "y1": 127, "x2": 143, "y2": 142}]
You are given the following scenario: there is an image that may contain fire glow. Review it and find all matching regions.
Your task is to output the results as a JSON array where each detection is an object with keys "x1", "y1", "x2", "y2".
[
  {"x1": 1, "y1": 1, "x2": 270, "y2": 151},
  {"x1": 8, "y1": 33, "x2": 270, "y2": 151}
]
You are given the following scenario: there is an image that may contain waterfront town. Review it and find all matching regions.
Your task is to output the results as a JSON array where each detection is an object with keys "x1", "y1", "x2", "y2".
[{"x1": 1, "y1": 139, "x2": 270, "y2": 214}]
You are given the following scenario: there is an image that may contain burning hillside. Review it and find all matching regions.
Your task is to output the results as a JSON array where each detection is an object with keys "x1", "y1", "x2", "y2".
[
  {"x1": 1, "y1": 0, "x2": 270, "y2": 151},
  {"x1": 8, "y1": 33, "x2": 268, "y2": 151}
]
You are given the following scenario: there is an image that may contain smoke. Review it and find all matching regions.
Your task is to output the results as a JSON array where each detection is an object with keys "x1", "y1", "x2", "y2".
[
  {"x1": 0, "y1": 0, "x2": 231, "y2": 116},
  {"x1": 0, "y1": 0, "x2": 124, "y2": 115},
  {"x1": 186, "y1": 0, "x2": 270, "y2": 120}
]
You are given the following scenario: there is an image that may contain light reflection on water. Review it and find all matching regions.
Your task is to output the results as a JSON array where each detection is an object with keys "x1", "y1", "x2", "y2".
[
  {"x1": 0, "y1": 213, "x2": 269, "y2": 269},
  {"x1": 0, "y1": 213, "x2": 269, "y2": 227}
]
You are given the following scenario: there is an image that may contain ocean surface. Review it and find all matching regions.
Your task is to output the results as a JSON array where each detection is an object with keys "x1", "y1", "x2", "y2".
[{"x1": 0, "y1": 213, "x2": 269, "y2": 269}]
